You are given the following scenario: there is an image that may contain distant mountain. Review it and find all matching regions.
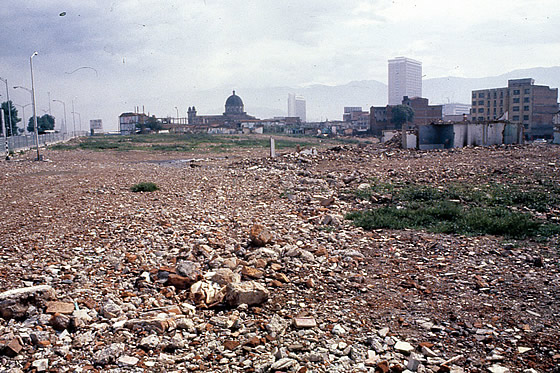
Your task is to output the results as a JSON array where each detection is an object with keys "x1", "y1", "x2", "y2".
[{"x1": 180, "y1": 66, "x2": 560, "y2": 122}]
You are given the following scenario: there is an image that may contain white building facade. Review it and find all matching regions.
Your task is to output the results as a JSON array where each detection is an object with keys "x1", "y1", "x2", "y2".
[
  {"x1": 288, "y1": 93, "x2": 306, "y2": 122},
  {"x1": 388, "y1": 57, "x2": 422, "y2": 105}
]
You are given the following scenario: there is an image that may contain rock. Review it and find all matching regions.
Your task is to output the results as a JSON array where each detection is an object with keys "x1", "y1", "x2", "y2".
[
  {"x1": 241, "y1": 266, "x2": 265, "y2": 279},
  {"x1": 225, "y1": 281, "x2": 269, "y2": 306},
  {"x1": 93, "y1": 342, "x2": 125, "y2": 365},
  {"x1": 46, "y1": 301, "x2": 75, "y2": 314},
  {"x1": 270, "y1": 357, "x2": 298, "y2": 371},
  {"x1": 190, "y1": 280, "x2": 225, "y2": 308},
  {"x1": 332, "y1": 324, "x2": 346, "y2": 336},
  {"x1": 117, "y1": 355, "x2": 139, "y2": 366},
  {"x1": 175, "y1": 260, "x2": 202, "y2": 282},
  {"x1": 100, "y1": 299, "x2": 122, "y2": 318},
  {"x1": 250, "y1": 224, "x2": 273, "y2": 246},
  {"x1": 266, "y1": 314, "x2": 290, "y2": 335},
  {"x1": 139, "y1": 335, "x2": 160, "y2": 350},
  {"x1": 407, "y1": 355, "x2": 421, "y2": 371},
  {"x1": 211, "y1": 268, "x2": 241, "y2": 285},
  {"x1": 223, "y1": 340, "x2": 240, "y2": 350},
  {"x1": 488, "y1": 365, "x2": 510, "y2": 373},
  {"x1": 394, "y1": 340, "x2": 414, "y2": 354},
  {"x1": 293, "y1": 317, "x2": 317, "y2": 328},
  {"x1": 0, "y1": 285, "x2": 55, "y2": 319},
  {"x1": 49, "y1": 313, "x2": 71, "y2": 331},
  {"x1": 32, "y1": 359, "x2": 49, "y2": 372},
  {"x1": 4, "y1": 338, "x2": 23, "y2": 356},
  {"x1": 72, "y1": 308, "x2": 93, "y2": 329}
]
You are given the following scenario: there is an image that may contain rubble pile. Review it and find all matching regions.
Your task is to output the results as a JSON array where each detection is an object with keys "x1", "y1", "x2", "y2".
[{"x1": 0, "y1": 142, "x2": 559, "y2": 372}]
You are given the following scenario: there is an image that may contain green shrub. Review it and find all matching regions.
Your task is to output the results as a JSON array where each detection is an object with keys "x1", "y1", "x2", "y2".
[{"x1": 131, "y1": 182, "x2": 159, "y2": 192}]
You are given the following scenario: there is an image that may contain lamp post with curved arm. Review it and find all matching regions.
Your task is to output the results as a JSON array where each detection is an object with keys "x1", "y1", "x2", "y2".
[
  {"x1": 0, "y1": 77, "x2": 13, "y2": 137},
  {"x1": 30, "y1": 51, "x2": 40, "y2": 160},
  {"x1": 52, "y1": 99, "x2": 67, "y2": 135}
]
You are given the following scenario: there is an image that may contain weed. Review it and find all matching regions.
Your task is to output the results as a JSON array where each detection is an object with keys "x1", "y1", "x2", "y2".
[{"x1": 130, "y1": 182, "x2": 159, "y2": 192}]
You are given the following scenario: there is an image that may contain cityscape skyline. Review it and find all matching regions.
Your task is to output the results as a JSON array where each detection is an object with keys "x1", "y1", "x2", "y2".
[{"x1": 1, "y1": 0, "x2": 559, "y2": 130}]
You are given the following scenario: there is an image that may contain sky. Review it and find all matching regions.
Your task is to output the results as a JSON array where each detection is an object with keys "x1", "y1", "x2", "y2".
[{"x1": 1, "y1": 0, "x2": 559, "y2": 130}]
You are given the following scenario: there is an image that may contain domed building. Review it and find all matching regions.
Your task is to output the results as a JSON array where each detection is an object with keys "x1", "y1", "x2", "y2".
[
  {"x1": 224, "y1": 91, "x2": 245, "y2": 115},
  {"x1": 187, "y1": 90, "x2": 256, "y2": 127}
]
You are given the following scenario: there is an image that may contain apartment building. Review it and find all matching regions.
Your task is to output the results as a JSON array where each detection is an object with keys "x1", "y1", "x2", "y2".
[{"x1": 471, "y1": 78, "x2": 558, "y2": 139}]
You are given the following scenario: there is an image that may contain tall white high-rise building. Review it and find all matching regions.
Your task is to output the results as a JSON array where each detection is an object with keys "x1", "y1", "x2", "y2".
[
  {"x1": 388, "y1": 57, "x2": 422, "y2": 105},
  {"x1": 288, "y1": 93, "x2": 306, "y2": 122}
]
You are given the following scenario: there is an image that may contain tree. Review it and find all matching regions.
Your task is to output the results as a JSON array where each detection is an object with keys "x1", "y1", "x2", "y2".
[
  {"x1": 0, "y1": 101, "x2": 21, "y2": 136},
  {"x1": 28, "y1": 114, "x2": 55, "y2": 134},
  {"x1": 391, "y1": 105, "x2": 415, "y2": 148},
  {"x1": 136, "y1": 115, "x2": 162, "y2": 133}
]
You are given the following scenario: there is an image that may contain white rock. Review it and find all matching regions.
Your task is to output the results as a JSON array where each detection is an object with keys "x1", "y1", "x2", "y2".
[{"x1": 394, "y1": 340, "x2": 414, "y2": 354}]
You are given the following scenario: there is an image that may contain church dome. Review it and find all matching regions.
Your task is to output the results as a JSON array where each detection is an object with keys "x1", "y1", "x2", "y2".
[
  {"x1": 226, "y1": 91, "x2": 243, "y2": 107},
  {"x1": 225, "y1": 90, "x2": 245, "y2": 115}
]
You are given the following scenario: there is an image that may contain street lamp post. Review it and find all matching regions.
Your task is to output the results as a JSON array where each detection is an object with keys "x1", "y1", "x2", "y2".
[
  {"x1": 0, "y1": 77, "x2": 13, "y2": 137},
  {"x1": 52, "y1": 99, "x2": 67, "y2": 135},
  {"x1": 30, "y1": 51, "x2": 40, "y2": 161},
  {"x1": 71, "y1": 99, "x2": 76, "y2": 136},
  {"x1": 73, "y1": 112, "x2": 81, "y2": 132},
  {"x1": 175, "y1": 106, "x2": 179, "y2": 124},
  {"x1": 14, "y1": 103, "x2": 31, "y2": 134}
]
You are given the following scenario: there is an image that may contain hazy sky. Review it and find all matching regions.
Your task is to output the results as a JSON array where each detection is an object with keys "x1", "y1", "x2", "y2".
[{"x1": 1, "y1": 0, "x2": 559, "y2": 130}]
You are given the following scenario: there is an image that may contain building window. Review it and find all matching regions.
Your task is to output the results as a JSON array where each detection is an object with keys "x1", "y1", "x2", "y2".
[
  {"x1": 493, "y1": 92, "x2": 497, "y2": 99},
  {"x1": 472, "y1": 100, "x2": 477, "y2": 106},
  {"x1": 479, "y1": 93, "x2": 485, "y2": 98},
  {"x1": 513, "y1": 106, "x2": 520, "y2": 112},
  {"x1": 478, "y1": 100, "x2": 484, "y2": 105},
  {"x1": 472, "y1": 93, "x2": 476, "y2": 98},
  {"x1": 523, "y1": 115, "x2": 529, "y2": 121},
  {"x1": 513, "y1": 98, "x2": 520, "y2": 103},
  {"x1": 513, "y1": 89, "x2": 520, "y2": 95},
  {"x1": 523, "y1": 97, "x2": 530, "y2": 103},
  {"x1": 523, "y1": 105, "x2": 529, "y2": 111},
  {"x1": 500, "y1": 100, "x2": 503, "y2": 106},
  {"x1": 478, "y1": 108, "x2": 484, "y2": 113},
  {"x1": 500, "y1": 91, "x2": 503, "y2": 98},
  {"x1": 478, "y1": 117, "x2": 484, "y2": 121},
  {"x1": 493, "y1": 100, "x2": 496, "y2": 106},
  {"x1": 524, "y1": 89, "x2": 530, "y2": 94},
  {"x1": 513, "y1": 115, "x2": 520, "y2": 121},
  {"x1": 493, "y1": 108, "x2": 497, "y2": 114}
]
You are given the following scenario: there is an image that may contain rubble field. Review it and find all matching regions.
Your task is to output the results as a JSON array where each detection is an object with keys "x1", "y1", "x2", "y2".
[{"x1": 0, "y1": 140, "x2": 559, "y2": 373}]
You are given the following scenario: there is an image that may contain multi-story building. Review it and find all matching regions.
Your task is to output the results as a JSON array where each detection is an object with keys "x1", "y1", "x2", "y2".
[
  {"x1": 288, "y1": 94, "x2": 306, "y2": 122},
  {"x1": 388, "y1": 57, "x2": 422, "y2": 105},
  {"x1": 471, "y1": 78, "x2": 558, "y2": 139},
  {"x1": 369, "y1": 96, "x2": 442, "y2": 136},
  {"x1": 119, "y1": 112, "x2": 149, "y2": 135}
]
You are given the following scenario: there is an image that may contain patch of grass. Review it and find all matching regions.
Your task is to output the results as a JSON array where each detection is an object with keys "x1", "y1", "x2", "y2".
[
  {"x1": 51, "y1": 134, "x2": 322, "y2": 153},
  {"x1": 130, "y1": 182, "x2": 159, "y2": 192},
  {"x1": 346, "y1": 182, "x2": 560, "y2": 239}
]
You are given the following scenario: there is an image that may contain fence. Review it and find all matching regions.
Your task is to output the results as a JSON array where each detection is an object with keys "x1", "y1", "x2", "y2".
[{"x1": 4, "y1": 132, "x2": 89, "y2": 153}]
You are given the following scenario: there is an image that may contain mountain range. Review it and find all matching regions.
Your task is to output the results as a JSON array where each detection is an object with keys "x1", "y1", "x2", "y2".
[{"x1": 183, "y1": 66, "x2": 560, "y2": 122}]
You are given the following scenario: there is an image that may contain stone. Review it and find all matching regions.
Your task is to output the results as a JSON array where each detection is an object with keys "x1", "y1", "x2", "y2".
[
  {"x1": 332, "y1": 324, "x2": 346, "y2": 336},
  {"x1": 211, "y1": 268, "x2": 241, "y2": 286},
  {"x1": 190, "y1": 280, "x2": 226, "y2": 308},
  {"x1": 139, "y1": 335, "x2": 160, "y2": 350},
  {"x1": 166, "y1": 274, "x2": 196, "y2": 290},
  {"x1": 293, "y1": 317, "x2": 317, "y2": 328},
  {"x1": 394, "y1": 340, "x2": 414, "y2": 354},
  {"x1": 117, "y1": 355, "x2": 139, "y2": 366},
  {"x1": 32, "y1": 359, "x2": 49, "y2": 372},
  {"x1": 270, "y1": 358, "x2": 298, "y2": 371},
  {"x1": 250, "y1": 224, "x2": 273, "y2": 246},
  {"x1": 0, "y1": 285, "x2": 55, "y2": 320},
  {"x1": 488, "y1": 365, "x2": 510, "y2": 373},
  {"x1": 223, "y1": 340, "x2": 240, "y2": 350},
  {"x1": 5, "y1": 338, "x2": 23, "y2": 356},
  {"x1": 266, "y1": 314, "x2": 290, "y2": 334},
  {"x1": 241, "y1": 266, "x2": 265, "y2": 279},
  {"x1": 175, "y1": 260, "x2": 202, "y2": 282},
  {"x1": 407, "y1": 356, "x2": 421, "y2": 371},
  {"x1": 100, "y1": 299, "x2": 122, "y2": 318},
  {"x1": 49, "y1": 313, "x2": 71, "y2": 331},
  {"x1": 94, "y1": 343, "x2": 125, "y2": 365},
  {"x1": 45, "y1": 301, "x2": 75, "y2": 314},
  {"x1": 225, "y1": 281, "x2": 269, "y2": 306},
  {"x1": 517, "y1": 347, "x2": 531, "y2": 354}
]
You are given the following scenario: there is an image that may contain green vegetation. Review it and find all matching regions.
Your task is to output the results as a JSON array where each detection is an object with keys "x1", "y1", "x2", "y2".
[
  {"x1": 51, "y1": 134, "x2": 326, "y2": 153},
  {"x1": 130, "y1": 182, "x2": 159, "y2": 192},
  {"x1": 347, "y1": 182, "x2": 560, "y2": 239}
]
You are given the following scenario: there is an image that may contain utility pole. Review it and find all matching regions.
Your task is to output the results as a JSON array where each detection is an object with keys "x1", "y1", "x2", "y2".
[
  {"x1": 0, "y1": 77, "x2": 13, "y2": 137},
  {"x1": 30, "y1": 51, "x2": 41, "y2": 161}
]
